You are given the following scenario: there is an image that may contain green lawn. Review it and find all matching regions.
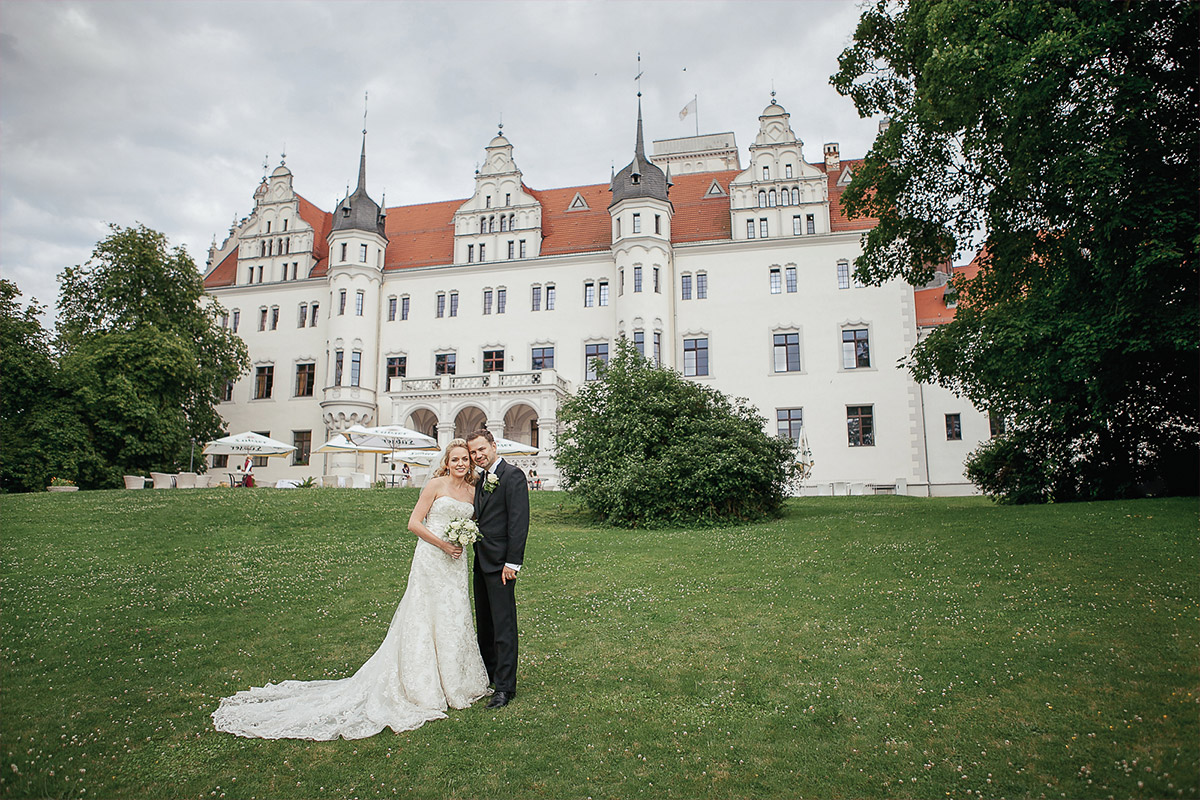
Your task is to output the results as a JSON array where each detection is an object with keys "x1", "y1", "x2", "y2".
[{"x1": 1, "y1": 489, "x2": 1196, "y2": 799}]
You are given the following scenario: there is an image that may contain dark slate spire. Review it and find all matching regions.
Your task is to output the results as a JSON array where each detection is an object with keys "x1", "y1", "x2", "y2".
[
  {"x1": 609, "y1": 97, "x2": 669, "y2": 208},
  {"x1": 332, "y1": 131, "x2": 387, "y2": 238}
]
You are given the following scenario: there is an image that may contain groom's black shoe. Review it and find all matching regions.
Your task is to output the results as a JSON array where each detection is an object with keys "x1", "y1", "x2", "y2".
[{"x1": 486, "y1": 691, "x2": 514, "y2": 708}]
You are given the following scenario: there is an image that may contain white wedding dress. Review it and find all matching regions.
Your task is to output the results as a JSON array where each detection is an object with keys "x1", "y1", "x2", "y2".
[{"x1": 212, "y1": 497, "x2": 490, "y2": 739}]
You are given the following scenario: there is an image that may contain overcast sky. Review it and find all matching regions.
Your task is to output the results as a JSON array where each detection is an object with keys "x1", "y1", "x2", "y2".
[{"x1": 0, "y1": 0, "x2": 879, "y2": 329}]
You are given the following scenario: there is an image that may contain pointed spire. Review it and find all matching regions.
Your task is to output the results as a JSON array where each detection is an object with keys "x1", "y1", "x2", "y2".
[
  {"x1": 356, "y1": 132, "x2": 368, "y2": 194},
  {"x1": 635, "y1": 95, "x2": 646, "y2": 160}
]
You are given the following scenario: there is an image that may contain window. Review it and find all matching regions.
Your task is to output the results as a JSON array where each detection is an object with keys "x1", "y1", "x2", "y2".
[
  {"x1": 780, "y1": 188, "x2": 789, "y2": 206},
  {"x1": 355, "y1": 290, "x2": 364, "y2": 316},
  {"x1": 769, "y1": 189, "x2": 777, "y2": 207},
  {"x1": 793, "y1": 215, "x2": 803, "y2": 235},
  {"x1": 842, "y1": 329, "x2": 871, "y2": 369},
  {"x1": 583, "y1": 282, "x2": 594, "y2": 307},
  {"x1": 489, "y1": 217, "x2": 495, "y2": 233},
  {"x1": 615, "y1": 218, "x2": 621, "y2": 238},
  {"x1": 837, "y1": 260, "x2": 851, "y2": 289},
  {"x1": 532, "y1": 285, "x2": 542, "y2": 311},
  {"x1": 505, "y1": 193, "x2": 511, "y2": 206},
  {"x1": 399, "y1": 297, "x2": 408, "y2": 321},
  {"x1": 681, "y1": 274, "x2": 692, "y2": 300},
  {"x1": 633, "y1": 330, "x2": 645, "y2": 357},
  {"x1": 256, "y1": 265, "x2": 263, "y2": 283},
  {"x1": 497, "y1": 288, "x2": 506, "y2": 314},
  {"x1": 468, "y1": 244, "x2": 475, "y2": 263},
  {"x1": 654, "y1": 267, "x2": 660, "y2": 293},
  {"x1": 806, "y1": 214, "x2": 815, "y2": 235},
  {"x1": 339, "y1": 290, "x2": 347, "y2": 315},
  {"x1": 449, "y1": 291, "x2": 459, "y2": 317},
  {"x1": 388, "y1": 297, "x2": 397, "y2": 321},
  {"x1": 847, "y1": 405, "x2": 875, "y2": 446},
  {"x1": 359, "y1": 243, "x2": 368, "y2": 263},
  {"x1": 386, "y1": 356, "x2": 407, "y2": 382},
  {"x1": 762, "y1": 166, "x2": 770, "y2": 180},
  {"x1": 334, "y1": 350, "x2": 344, "y2": 385},
  {"x1": 777, "y1": 408, "x2": 804, "y2": 442},
  {"x1": 485, "y1": 195, "x2": 492, "y2": 208},
  {"x1": 746, "y1": 219, "x2": 756, "y2": 239},
  {"x1": 546, "y1": 285, "x2": 556, "y2": 310},
  {"x1": 519, "y1": 240, "x2": 527, "y2": 258},
  {"x1": 684, "y1": 337, "x2": 709, "y2": 377},
  {"x1": 350, "y1": 351, "x2": 361, "y2": 387},
  {"x1": 758, "y1": 190, "x2": 767, "y2": 208},
  {"x1": 507, "y1": 240, "x2": 514, "y2": 259},
  {"x1": 500, "y1": 215, "x2": 507, "y2": 232},
  {"x1": 231, "y1": 310, "x2": 240, "y2": 333},
  {"x1": 254, "y1": 366, "x2": 274, "y2": 399},
  {"x1": 773, "y1": 333, "x2": 801, "y2": 373},
  {"x1": 759, "y1": 219, "x2": 769, "y2": 238},
  {"x1": 283, "y1": 219, "x2": 288, "y2": 231},
  {"x1": 251, "y1": 431, "x2": 270, "y2": 467},
  {"x1": 258, "y1": 308, "x2": 268, "y2": 331},
  {"x1": 654, "y1": 215, "x2": 661, "y2": 234},
  {"x1": 221, "y1": 380, "x2": 233, "y2": 402},
  {"x1": 483, "y1": 289, "x2": 493, "y2": 315},
  {"x1": 598, "y1": 281, "x2": 608, "y2": 306},
  {"x1": 435, "y1": 353, "x2": 456, "y2": 375},
  {"x1": 770, "y1": 267, "x2": 782, "y2": 294},
  {"x1": 697, "y1": 272, "x2": 708, "y2": 299},
  {"x1": 270, "y1": 306, "x2": 279, "y2": 330},
  {"x1": 531, "y1": 346, "x2": 555, "y2": 370},
  {"x1": 483, "y1": 349, "x2": 505, "y2": 373},
  {"x1": 989, "y1": 413, "x2": 1006, "y2": 437},
  {"x1": 791, "y1": 187, "x2": 799, "y2": 205},
  {"x1": 340, "y1": 243, "x2": 348, "y2": 262},
  {"x1": 785, "y1": 164, "x2": 793, "y2": 179},
  {"x1": 653, "y1": 332, "x2": 662, "y2": 365},
  {"x1": 436, "y1": 293, "x2": 446, "y2": 318},
  {"x1": 634, "y1": 266, "x2": 643, "y2": 293},
  {"x1": 213, "y1": 453, "x2": 229, "y2": 469},
  {"x1": 293, "y1": 431, "x2": 311, "y2": 466},
  {"x1": 266, "y1": 221, "x2": 271, "y2": 233},
  {"x1": 946, "y1": 413, "x2": 963, "y2": 441},
  {"x1": 632, "y1": 213, "x2": 641, "y2": 234},
  {"x1": 295, "y1": 363, "x2": 315, "y2": 397},
  {"x1": 584, "y1": 342, "x2": 609, "y2": 381},
  {"x1": 786, "y1": 266, "x2": 797, "y2": 293},
  {"x1": 298, "y1": 304, "x2": 308, "y2": 328},
  {"x1": 479, "y1": 243, "x2": 486, "y2": 261}
]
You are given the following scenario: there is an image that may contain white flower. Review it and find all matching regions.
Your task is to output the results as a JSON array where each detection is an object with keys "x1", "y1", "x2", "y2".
[
  {"x1": 483, "y1": 472, "x2": 500, "y2": 493},
  {"x1": 444, "y1": 517, "x2": 482, "y2": 547}
]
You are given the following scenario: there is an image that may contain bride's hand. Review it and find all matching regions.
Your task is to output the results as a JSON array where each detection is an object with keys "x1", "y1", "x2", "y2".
[{"x1": 443, "y1": 543, "x2": 464, "y2": 559}]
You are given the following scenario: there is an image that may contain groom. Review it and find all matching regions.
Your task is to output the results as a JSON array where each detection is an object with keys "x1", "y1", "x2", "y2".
[{"x1": 467, "y1": 429, "x2": 529, "y2": 708}]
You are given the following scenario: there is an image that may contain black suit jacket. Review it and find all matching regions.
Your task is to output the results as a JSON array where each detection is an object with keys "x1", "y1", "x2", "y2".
[{"x1": 473, "y1": 459, "x2": 529, "y2": 574}]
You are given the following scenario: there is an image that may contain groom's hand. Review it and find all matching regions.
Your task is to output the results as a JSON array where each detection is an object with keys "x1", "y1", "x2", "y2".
[{"x1": 501, "y1": 566, "x2": 518, "y2": 584}]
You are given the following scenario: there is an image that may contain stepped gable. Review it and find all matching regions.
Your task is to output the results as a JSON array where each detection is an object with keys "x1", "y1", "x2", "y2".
[{"x1": 669, "y1": 169, "x2": 739, "y2": 244}]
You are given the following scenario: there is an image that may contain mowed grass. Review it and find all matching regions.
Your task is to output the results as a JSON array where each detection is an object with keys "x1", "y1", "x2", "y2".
[{"x1": 0, "y1": 488, "x2": 1196, "y2": 800}]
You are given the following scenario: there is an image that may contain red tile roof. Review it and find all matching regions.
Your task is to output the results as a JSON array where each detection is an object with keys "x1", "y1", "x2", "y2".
[
  {"x1": 914, "y1": 252, "x2": 984, "y2": 327},
  {"x1": 204, "y1": 160, "x2": 876, "y2": 289},
  {"x1": 826, "y1": 159, "x2": 876, "y2": 232}
]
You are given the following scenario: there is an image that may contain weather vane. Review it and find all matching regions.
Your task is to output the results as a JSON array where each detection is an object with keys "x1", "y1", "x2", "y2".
[
  {"x1": 363, "y1": 90, "x2": 369, "y2": 135},
  {"x1": 635, "y1": 52, "x2": 643, "y2": 97}
]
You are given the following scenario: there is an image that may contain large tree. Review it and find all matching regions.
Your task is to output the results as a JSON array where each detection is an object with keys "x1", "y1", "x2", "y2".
[
  {"x1": 57, "y1": 224, "x2": 249, "y2": 485},
  {"x1": 0, "y1": 280, "x2": 101, "y2": 492},
  {"x1": 832, "y1": 0, "x2": 1198, "y2": 501},
  {"x1": 554, "y1": 339, "x2": 797, "y2": 528}
]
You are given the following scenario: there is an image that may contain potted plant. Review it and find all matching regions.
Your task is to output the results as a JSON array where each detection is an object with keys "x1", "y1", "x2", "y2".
[{"x1": 48, "y1": 477, "x2": 79, "y2": 493}]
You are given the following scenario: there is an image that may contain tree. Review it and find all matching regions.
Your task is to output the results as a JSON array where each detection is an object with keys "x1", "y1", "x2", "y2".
[
  {"x1": 554, "y1": 339, "x2": 797, "y2": 528},
  {"x1": 832, "y1": 0, "x2": 1199, "y2": 501},
  {"x1": 57, "y1": 224, "x2": 249, "y2": 485},
  {"x1": 0, "y1": 280, "x2": 100, "y2": 492}
]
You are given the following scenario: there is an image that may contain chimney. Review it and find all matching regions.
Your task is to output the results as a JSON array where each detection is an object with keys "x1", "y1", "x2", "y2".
[{"x1": 823, "y1": 142, "x2": 840, "y2": 171}]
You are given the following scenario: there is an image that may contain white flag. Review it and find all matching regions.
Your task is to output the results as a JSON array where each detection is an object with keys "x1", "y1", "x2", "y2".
[{"x1": 679, "y1": 97, "x2": 697, "y2": 121}]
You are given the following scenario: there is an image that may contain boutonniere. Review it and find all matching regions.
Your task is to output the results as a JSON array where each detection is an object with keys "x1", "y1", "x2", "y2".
[{"x1": 483, "y1": 472, "x2": 500, "y2": 493}]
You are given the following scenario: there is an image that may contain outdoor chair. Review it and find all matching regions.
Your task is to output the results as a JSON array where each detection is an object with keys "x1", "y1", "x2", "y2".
[
  {"x1": 175, "y1": 472, "x2": 198, "y2": 489},
  {"x1": 122, "y1": 475, "x2": 147, "y2": 489},
  {"x1": 149, "y1": 472, "x2": 175, "y2": 489}
]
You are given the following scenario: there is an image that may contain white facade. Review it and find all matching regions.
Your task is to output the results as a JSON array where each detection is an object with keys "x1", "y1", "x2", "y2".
[{"x1": 203, "y1": 98, "x2": 988, "y2": 495}]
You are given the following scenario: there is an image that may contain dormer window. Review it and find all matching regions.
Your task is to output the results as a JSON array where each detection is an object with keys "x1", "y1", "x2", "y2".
[{"x1": 342, "y1": 205, "x2": 350, "y2": 218}]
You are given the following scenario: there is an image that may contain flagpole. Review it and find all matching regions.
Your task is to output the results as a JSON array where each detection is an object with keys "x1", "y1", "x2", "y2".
[{"x1": 693, "y1": 95, "x2": 699, "y2": 136}]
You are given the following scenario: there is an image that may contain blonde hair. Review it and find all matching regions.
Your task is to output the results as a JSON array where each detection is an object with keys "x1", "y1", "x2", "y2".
[{"x1": 432, "y1": 438, "x2": 478, "y2": 484}]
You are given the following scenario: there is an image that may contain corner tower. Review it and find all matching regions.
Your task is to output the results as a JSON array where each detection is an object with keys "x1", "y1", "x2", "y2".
[{"x1": 609, "y1": 97, "x2": 676, "y2": 368}]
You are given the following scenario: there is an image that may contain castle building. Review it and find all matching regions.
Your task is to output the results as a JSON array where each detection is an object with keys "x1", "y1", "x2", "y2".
[{"x1": 202, "y1": 96, "x2": 989, "y2": 495}]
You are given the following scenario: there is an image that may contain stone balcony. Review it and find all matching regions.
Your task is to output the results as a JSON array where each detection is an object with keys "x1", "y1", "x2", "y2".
[{"x1": 388, "y1": 369, "x2": 570, "y2": 397}]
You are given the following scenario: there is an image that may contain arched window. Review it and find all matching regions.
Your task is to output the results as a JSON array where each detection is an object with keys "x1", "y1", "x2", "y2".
[
  {"x1": 791, "y1": 187, "x2": 800, "y2": 205},
  {"x1": 768, "y1": 190, "x2": 777, "y2": 207},
  {"x1": 758, "y1": 190, "x2": 767, "y2": 208},
  {"x1": 500, "y1": 215, "x2": 507, "y2": 232},
  {"x1": 509, "y1": 214, "x2": 515, "y2": 230}
]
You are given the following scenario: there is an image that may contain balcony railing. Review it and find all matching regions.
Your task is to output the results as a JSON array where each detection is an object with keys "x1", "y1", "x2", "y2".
[{"x1": 389, "y1": 369, "x2": 569, "y2": 395}]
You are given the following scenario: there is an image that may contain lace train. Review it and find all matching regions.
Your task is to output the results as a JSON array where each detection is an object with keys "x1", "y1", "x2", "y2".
[{"x1": 212, "y1": 497, "x2": 489, "y2": 739}]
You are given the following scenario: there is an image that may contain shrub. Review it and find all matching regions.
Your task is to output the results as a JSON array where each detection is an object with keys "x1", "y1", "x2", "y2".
[{"x1": 554, "y1": 339, "x2": 797, "y2": 527}]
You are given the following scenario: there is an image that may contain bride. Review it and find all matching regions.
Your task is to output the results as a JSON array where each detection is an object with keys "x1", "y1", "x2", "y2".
[{"x1": 212, "y1": 439, "x2": 491, "y2": 739}]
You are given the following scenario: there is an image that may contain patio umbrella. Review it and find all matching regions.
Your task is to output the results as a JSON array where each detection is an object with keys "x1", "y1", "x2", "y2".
[
  {"x1": 314, "y1": 434, "x2": 363, "y2": 454},
  {"x1": 344, "y1": 424, "x2": 438, "y2": 452},
  {"x1": 202, "y1": 431, "x2": 296, "y2": 457},
  {"x1": 384, "y1": 450, "x2": 439, "y2": 467},
  {"x1": 495, "y1": 437, "x2": 539, "y2": 455}
]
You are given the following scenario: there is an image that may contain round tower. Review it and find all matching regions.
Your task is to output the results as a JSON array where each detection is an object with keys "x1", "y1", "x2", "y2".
[{"x1": 609, "y1": 97, "x2": 676, "y2": 368}]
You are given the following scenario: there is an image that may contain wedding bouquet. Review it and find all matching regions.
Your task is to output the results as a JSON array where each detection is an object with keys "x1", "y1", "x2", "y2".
[{"x1": 444, "y1": 517, "x2": 482, "y2": 547}]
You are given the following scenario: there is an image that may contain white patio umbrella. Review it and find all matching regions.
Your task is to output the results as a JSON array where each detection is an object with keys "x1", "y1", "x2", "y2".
[
  {"x1": 313, "y1": 434, "x2": 363, "y2": 454},
  {"x1": 495, "y1": 437, "x2": 539, "y2": 455},
  {"x1": 344, "y1": 424, "x2": 438, "y2": 452},
  {"x1": 384, "y1": 450, "x2": 440, "y2": 467},
  {"x1": 202, "y1": 431, "x2": 296, "y2": 457}
]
